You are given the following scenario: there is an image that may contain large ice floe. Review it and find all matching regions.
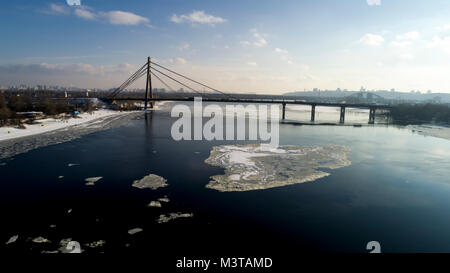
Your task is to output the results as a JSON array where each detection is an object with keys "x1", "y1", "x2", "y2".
[
  {"x1": 204, "y1": 144, "x2": 351, "y2": 192},
  {"x1": 132, "y1": 174, "x2": 168, "y2": 190}
]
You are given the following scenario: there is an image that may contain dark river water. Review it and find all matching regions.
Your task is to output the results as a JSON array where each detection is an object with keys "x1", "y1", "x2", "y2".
[{"x1": 1, "y1": 103, "x2": 450, "y2": 255}]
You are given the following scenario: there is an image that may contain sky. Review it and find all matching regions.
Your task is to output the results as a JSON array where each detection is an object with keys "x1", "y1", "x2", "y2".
[{"x1": 2, "y1": 0, "x2": 450, "y2": 94}]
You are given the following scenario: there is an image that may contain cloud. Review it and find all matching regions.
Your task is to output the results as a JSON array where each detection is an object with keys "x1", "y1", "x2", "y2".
[
  {"x1": 436, "y1": 24, "x2": 450, "y2": 32},
  {"x1": 43, "y1": 3, "x2": 149, "y2": 26},
  {"x1": 390, "y1": 31, "x2": 419, "y2": 47},
  {"x1": 358, "y1": 33, "x2": 384, "y2": 46},
  {"x1": 240, "y1": 31, "x2": 268, "y2": 47},
  {"x1": 37, "y1": 62, "x2": 134, "y2": 75},
  {"x1": 396, "y1": 31, "x2": 420, "y2": 41},
  {"x1": 427, "y1": 36, "x2": 450, "y2": 53},
  {"x1": 280, "y1": 55, "x2": 294, "y2": 65},
  {"x1": 159, "y1": 58, "x2": 188, "y2": 65},
  {"x1": 170, "y1": 10, "x2": 226, "y2": 26},
  {"x1": 100, "y1": 11, "x2": 149, "y2": 25},
  {"x1": 366, "y1": 0, "x2": 381, "y2": 6},
  {"x1": 252, "y1": 33, "x2": 267, "y2": 47},
  {"x1": 275, "y1": 48, "x2": 288, "y2": 54},
  {"x1": 399, "y1": 53, "x2": 414, "y2": 60},
  {"x1": 391, "y1": 41, "x2": 411, "y2": 47},
  {"x1": 174, "y1": 58, "x2": 187, "y2": 65},
  {"x1": 247, "y1": 62, "x2": 257, "y2": 66},
  {"x1": 0, "y1": 63, "x2": 136, "y2": 88},
  {"x1": 47, "y1": 3, "x2": 70, "y2": 15},
  {"x1": 74, "y1": 8, "x2": 96, "y2": 20},
  {"x1": 178, "y1": 43, "x2": 190, "y2": 51}
]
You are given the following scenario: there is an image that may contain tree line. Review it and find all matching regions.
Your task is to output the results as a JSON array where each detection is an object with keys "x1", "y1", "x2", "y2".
[
  {"x1": 0, "y1": 92, "x2": 95, "y2": 126},
  {"x1": 390, "y1": 103, "x2": 450, "y2": 124}
]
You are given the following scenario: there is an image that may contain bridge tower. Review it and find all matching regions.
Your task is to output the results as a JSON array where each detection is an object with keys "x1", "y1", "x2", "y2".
[
  {"x1": 144, "y1": 56, "x2": 153, "y2": 110},
  {"x1": 369, "y1": 107, "x2": 376, "y2": 124},
  {"x1": 339, "y1": 106, "x2": 346, "y2": 124}
]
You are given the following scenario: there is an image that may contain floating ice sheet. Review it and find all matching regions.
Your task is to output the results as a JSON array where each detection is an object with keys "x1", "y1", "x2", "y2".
[{"x1": 205, "y1": 144, "x2": 351, "y2": 192}]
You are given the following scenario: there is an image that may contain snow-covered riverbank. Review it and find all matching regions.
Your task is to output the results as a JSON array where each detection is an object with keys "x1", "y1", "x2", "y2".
[
  {"x1": 0, "y1": 110, "x2": 127, "y2": 142},
  {"x1": 406, "y1": 124, "x2": 450, "y2": 141},
  {"x1": 0, "y1": 100, "x2": 173, "y2": 142}
]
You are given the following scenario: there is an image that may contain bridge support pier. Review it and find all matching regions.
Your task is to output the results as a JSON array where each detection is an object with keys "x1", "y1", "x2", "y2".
[
  {"x1": 311, "y1": 105, "x2": 316, "y2": 122},
  {"x1": 340, "y1": 106, "x2": 346, "y2": 124},
  {"x1": 369, "y1": 108, "x2": 376, "y2": 124},
  {"x1": 282, "y1": 103, "x2": 286, "y2": 120}
]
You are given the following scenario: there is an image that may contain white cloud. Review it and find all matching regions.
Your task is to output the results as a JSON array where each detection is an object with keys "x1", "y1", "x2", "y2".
[
  {"x1": 37, "y1": 62, "x2": 134, "y2": 75},
  {"x1": 162, "y1": 58, "x2": 188, "y2": 65},
  {"x1": 44, "y1": 4, "x2": 149, "y2": 26},
  {"x1": 48, "y1": 3, "x2": 70, "y2": 15},
  {"x1": 396, "y1": 31, "x2": 420, "y2": 41},
  {"x1": 280, "y1": 55, "x2": 294, "y2": 65},
  {"x1": 252, "y1": 33, "x2": 267, "y2": 47},
  {"x1": 366, "y1": 0, "x2": 381, "y2": 6},
  {"x1": 241, "y1": 31, "x2": 268, "y2": 47},
  {"x1": 170, "y1": 10, "x2": 226, "y2": 26},
  {"x1": 74, "y1": 8, "x2": 96, "y2": 20},
  {"x1": 427, "y1": 36, "x2": 450, "y2": 53},
  {"x1": 275, "y1": 48, "x2": 288, "y2": 54},
  {"x1": 247, "y1": 62, "x2": 257, "y2": 66},
  {"x1": 178, "y1": 43, "x2": 190, "y2": 51},
  {"x1": 175, "y1": 58, "x2": 187, "y2": 65},
  {"x1": 391, "y1": 41, "x2": 412, "y2": 47},
  {"x1": 390, "y1": 31, "x2": 419, "y2": 47},
  {"x1": 100, "y1": 11, "x2": 149, "y2": 25},
  {"x1": 0, "y1": 62, "x2": 136, "y2": 88},
  {"x1": 436, "y1": 24, "x2": 450, "y2": 31},
  {"x1": 359, "y1": 33, "x2": 384, "y2": 46},
  {"x1": 399, "y1": 53, "x2": 414, "y2": 60}
]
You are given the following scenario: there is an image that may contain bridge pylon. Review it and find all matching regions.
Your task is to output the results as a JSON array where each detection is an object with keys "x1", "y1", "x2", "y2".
[{"x1": 144, "y1": 56, "x2": 153, "y2": 110}]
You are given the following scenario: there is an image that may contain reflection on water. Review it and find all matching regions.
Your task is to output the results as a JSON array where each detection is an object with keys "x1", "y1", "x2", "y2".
[{"x1": 0, "y1": 103, "x2": 449, "y2": 253}]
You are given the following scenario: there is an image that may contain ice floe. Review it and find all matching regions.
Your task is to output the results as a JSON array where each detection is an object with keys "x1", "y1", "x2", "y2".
[
  {"x1": 157, "y1": 213, "x2": 193, "y2": 224},
  {"x1": 128, "y1": 228, "x2": 143, "y2": 235},
  {"x1": 5, "y1": 235, "x2": 18, "y2": 245},
  {"x1": 148, "y1": 201, "x2": 162, "y2": 207},
  {"x1": 132, "y1": 174, "x2": 167, "y2": 190},
  {"x1": 85, "y1": 176, "x2": 103, "y2": 186},
  {"x1": 205, "y1": 144, "x2": 351, "y2": 192}
]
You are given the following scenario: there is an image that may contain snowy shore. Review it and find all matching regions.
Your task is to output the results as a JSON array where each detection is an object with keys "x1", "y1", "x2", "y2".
[
  {"x1": 0, "y1": 101, "x2": 172, "y2": 142},
  {"x1": 406, "y1": 124, "x2": 450, "y2": 141},
  {"x1": 0, "y1": 110, "x2": 126, "y2": 142}
]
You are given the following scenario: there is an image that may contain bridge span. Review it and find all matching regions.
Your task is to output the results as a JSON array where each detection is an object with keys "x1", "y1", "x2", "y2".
[
  {"x1": 103, "y1": 57, "x2": 390, "y2": 124},
  {"x1": 104, "y1": 96, "x2": 390, "y2": 124}
]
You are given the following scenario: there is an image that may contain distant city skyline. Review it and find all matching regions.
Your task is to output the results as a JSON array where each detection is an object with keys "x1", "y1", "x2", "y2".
[{"x1": 2, "y1": 0, "x2": 450, "y2": 94}]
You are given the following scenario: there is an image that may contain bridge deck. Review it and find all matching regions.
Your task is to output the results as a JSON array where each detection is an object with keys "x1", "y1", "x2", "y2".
[{"x1": 104, "y1": 96, "x2": 391, "y2": 109}]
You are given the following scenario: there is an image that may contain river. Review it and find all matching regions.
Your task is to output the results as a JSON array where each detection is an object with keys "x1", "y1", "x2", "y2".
[{"x1": 1, "y1": 102, "x2": 450, "y2": 254}]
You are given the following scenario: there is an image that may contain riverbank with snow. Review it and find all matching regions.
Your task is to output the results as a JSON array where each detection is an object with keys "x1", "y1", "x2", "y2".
[
  {"x1": 0, "y1": 110, "x2": 127, "y2": 142},
  {"x1": 406, "y1": 124, "x2": 450, "y2": 141},
  {"x1": 0, "y1": 101, "x2": 173, "y2": 142},
  {"x1": 0, "y1": 101, "x2": 175, "y2": 159},
  {"x1": 0, "y1": 110, "x2": 142, "y2": 159}
]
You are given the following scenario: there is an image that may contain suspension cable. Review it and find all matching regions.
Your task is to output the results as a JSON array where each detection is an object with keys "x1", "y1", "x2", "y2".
[
  {"x1": 150, "y1": 71, "x2": 174, "y2": 92},
  {"x1": 150, "y1": 61, "x2": 235, "y2": 99},
  {"x1": 151, "y1": 67, "x2": 205, "y2": 97}
]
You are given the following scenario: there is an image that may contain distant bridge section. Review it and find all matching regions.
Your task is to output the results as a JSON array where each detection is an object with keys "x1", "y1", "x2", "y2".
[{"x1": 100, "y1": 57, "x2": 391, "y2": 124}]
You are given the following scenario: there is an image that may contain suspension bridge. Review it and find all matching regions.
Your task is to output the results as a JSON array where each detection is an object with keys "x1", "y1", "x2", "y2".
[{"x1": 100, "y1": 57, "x2": 391, "y2": 124}]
